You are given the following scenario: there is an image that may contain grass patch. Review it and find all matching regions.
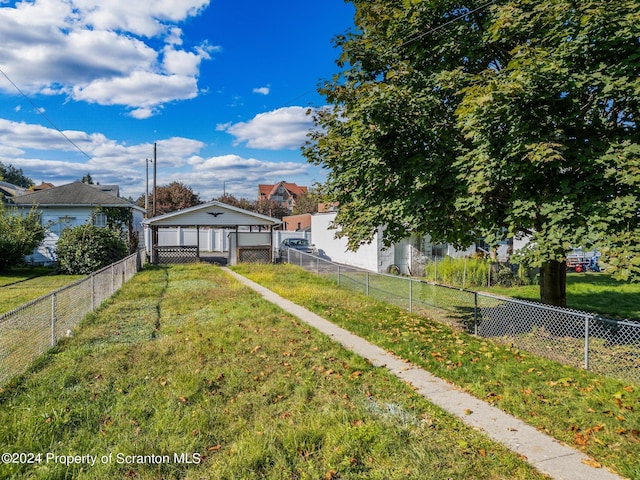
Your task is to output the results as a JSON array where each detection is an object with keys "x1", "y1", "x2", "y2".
[
  {"x1": 481, "y1": 273, "x2": 640, "y2": 321},
  {"x1": 0, "y1": 264, "x2": 544, "y2": 479},
  {"x1": 0, "y1": 268, "x2": 84, "y2": 314},
  {"x1": 233, "y1": 263, "x2": 640, "y2": 480}
]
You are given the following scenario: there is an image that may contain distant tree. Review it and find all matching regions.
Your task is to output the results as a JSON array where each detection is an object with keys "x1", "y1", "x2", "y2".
[
  {"x1": 212, "y1": 194, "x2": 255, "y2": 211},
  {"x1": 81, "y1": 173, "x2": 95, "y2": 184},
  {"x1": 253, "y1": 199, "x2": 289, "y2": 220},
  {"x1": 137, "y1": 182, "x2": 202, "y2": 216},
  {"x1": 0, "y1": 162, "x2": 34, "y2": 189},
  {"x1": 292, "y1": 182, "x2": 327, "y2": 215},
  {"x1": 0, "y1": 204, "x2": 46, "y2": 271},
  {"x1": 212, "y1": 194, "x2": 289, "y2": 219}
]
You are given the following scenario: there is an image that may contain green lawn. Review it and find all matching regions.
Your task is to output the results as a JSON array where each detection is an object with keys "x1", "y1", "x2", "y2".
[
  {"x1": 483, "y1": 273, "x2": 640, "y2": 320},
  {"x1": 234, "y1": 263, "x2": 640, "y2": 480},
  {"x1": 0, "y1": 268, "x2": 84, "y2": 314},
  {"x1": 0, "y1": 264, "x2": 545, "y2": 479}
]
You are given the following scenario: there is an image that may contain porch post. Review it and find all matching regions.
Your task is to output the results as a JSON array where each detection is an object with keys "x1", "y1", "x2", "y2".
[{"x1": 196, "y1": 225, "x2": 200, "y2": 261}]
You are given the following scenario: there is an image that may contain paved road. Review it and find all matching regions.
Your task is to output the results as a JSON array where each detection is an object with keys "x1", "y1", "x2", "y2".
[{"x1": 225, "y1": 267, "x2": 627, "y2": 480}]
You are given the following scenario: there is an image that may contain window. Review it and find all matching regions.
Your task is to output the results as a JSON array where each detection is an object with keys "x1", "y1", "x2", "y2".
[
  {"x1": 93, "y1": 213, "x2": 107, "y2": 228},
  {"x1": 55, "y1": 216, "x2": 75, "y2": 235}
]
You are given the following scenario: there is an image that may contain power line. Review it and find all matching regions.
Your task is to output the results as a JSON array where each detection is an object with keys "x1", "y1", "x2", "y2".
[
  {"x1": 0, "y1": 67, "x2": 92, "y2": 160},
  {"x1": 399, "y1": 1, "x2": 497, "y2": 49}
]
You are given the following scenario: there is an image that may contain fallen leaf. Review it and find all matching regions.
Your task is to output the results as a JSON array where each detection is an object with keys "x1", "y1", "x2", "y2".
[
  {"x1": 324, "y1": 469, "x2": 338, "y2": 480},
  {"x1": 574, "y1": 433, "x2": 589, "y2": 446},
  {"x1": 581, "y1": 458, "x2": 602, "y2": 468}
]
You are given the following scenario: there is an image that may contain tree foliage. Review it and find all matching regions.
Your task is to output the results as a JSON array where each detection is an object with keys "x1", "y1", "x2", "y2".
[
  {"x1": 94, "y1": 206, "x2": 138, "y2": 253},
  {"x1": 137, "y1": 182, "x2": 202, "y2": 216},
  {"x1": 292, "y1": 183, "x2": 328, "y2": 215},
  {"x1": 0, "y1": 162, "x2": 34, "y2": 189},
  {"x1": 304, "y1": 0, "x2": 640, "y2": 305},
  {"x1": 212, "y1": 194, "x2": 290, "y2": 220},
  {"x1": 56, "y1": 224, "x2": 128, "y2": 275},
  {"x1": 0, "y1": 204, "x2": 46, "y2": 271},
  {"x1": 81, "y1": 173, "x2": 95, "y2": 184}
]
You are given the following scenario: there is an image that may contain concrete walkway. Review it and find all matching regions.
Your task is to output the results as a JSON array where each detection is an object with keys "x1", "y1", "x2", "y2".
[{"x1": 224, "y1": 268, "x2": 627, "y2": 480}]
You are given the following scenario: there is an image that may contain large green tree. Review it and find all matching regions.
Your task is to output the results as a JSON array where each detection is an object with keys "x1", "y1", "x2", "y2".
[{"x1": 304, "y1": 0, "x2": 640, "y2": 306}]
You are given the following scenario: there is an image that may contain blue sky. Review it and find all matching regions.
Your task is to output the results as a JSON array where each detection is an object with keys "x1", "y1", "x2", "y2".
[{"x1": 0, "y1": 0, "x2": 355, "y2": 200}]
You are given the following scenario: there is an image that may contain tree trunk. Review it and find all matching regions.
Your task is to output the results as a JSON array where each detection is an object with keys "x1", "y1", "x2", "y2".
[{"x1": 539, "y1": 260, "x2": 567, "y2": 307}]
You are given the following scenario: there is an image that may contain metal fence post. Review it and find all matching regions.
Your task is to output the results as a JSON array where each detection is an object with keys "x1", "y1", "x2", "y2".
[
  {"x1": 51, "y1": 293, "x2": 57, "y2": 347},
  {"x1": 337, "y1": 265, "x2": 341, "y2": 286},
  {"x1": 91, "y1": 274, "x2": 95, "y2": 311},
  {"x1": 409, "y1": 278, "x2": 413, "y2": 313},
  {"x1": 366, "y1": 272, "x2": 369, "y2": 296},
  {"x1": 584, "y1": 315, "x2": 591, "y2": 370},
  {"x1": 474, "y1": 292, "x2": 478, "y2": 336}
]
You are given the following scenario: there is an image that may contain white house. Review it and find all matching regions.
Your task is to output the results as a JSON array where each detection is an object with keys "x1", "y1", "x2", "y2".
[
  {"x1": 311, "y1": 211, "x2": 480, "y2": 275},
  {"x1": 141, "y1": 201, "x2": 283, "y2": 265},
  {"x1": 9, "y1": 182, "x2": 146, "y2": 265}
]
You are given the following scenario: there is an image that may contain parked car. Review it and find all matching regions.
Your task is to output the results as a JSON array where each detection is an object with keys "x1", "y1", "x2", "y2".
[{"x1": 280, "y1": 238, "x2": 316, "y2": 254}]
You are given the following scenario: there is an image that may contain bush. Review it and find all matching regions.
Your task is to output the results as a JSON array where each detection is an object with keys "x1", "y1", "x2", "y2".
[
  {"x1": 0, "y1": 205, "x2": 46, "y2": 271},
  {"x1": 423, "y1": 256, "x2": 536, "y2": 288},
  {"x1": 56, "y1": 224, "x2": 128, "y2": 274}
]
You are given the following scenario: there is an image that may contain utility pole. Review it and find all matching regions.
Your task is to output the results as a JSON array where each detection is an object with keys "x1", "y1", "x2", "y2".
[
  {"x1": 145, "y1": 158, "x2": 150, "y2": 217},
  {"x1": 153, "y1": 142, "x2": 157, "y2": 217}
]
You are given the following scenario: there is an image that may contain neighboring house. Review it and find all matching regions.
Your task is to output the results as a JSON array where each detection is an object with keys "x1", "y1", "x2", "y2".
[
  {"x1": 282, "y1": 213, "x2": 311, "y2": 232},
  {"x1": 311, "y1": 211, "x2": 487, "y2": 275},
  {"x1": 9, "y1": 182, "x2": 146, "y2": 265},
  {"x1": 0, "y1": 180, "x2": 27, "y2": 200},
  {"x1": 258, "y1": 181, "x2": 308, "y2": 213},
  {"x1": 32, "y1": 181, "x2": 55, "y2": 191}
]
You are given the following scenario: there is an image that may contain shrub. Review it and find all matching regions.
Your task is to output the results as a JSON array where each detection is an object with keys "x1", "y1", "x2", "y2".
[
  {"x1": 56, "y1": 224, "x2": 127, "y2": 274},
  {"x1": 422, "y1": 256, "x2": 535, "y2": 288},
  {"x1": 0, "y1": 205, "x2": 46, "y2": 271}
]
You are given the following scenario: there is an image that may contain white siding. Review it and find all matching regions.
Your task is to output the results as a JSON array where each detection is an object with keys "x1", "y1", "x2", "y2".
[{"x1": 311, "y1": 212, "x2": 391, "y2": 272}]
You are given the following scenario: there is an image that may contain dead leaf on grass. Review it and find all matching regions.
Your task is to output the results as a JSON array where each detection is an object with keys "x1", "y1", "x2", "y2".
[
  {"x1": 574, "y1": 432, "x2": 589, "y2": 446},
  {"x1": 581, "y1": 458, "x2": 602, "y2": 468}
]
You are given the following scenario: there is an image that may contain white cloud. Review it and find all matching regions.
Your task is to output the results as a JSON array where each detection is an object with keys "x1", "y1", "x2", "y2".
[
  {"x1": 221, "y1": 106, "x2": 314, "y2": 150},
  {"x1": 0, "y1": 116, "x2": 318, "y2": 200},
  {"x1": 0, "y1": 0, "x2": 216, "y2": 115},
  {"x1": 252, "y1": 86, "x2": 270, "y2": 95},
  {"x1": 72, "y1": 71, "x2": 199, "y2": 115},
  {"x1": 178, "y1": 154, "x2": 311, "y2": 200}
]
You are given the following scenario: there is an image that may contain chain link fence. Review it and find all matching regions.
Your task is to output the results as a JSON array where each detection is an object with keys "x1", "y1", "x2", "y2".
[
  {"x1": 0, "y1": 250, "x2": 146, "y2": 386},
  {"x1": 283, "y1": 248, "x2": 640, "y2": 385}
]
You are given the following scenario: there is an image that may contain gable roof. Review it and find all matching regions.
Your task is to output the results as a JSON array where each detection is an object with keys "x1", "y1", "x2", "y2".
[
  {"x1": 142, "y1": 201, "x2": 282, "y2": 228},
  {"x1": 258, "y1": 181, "x2": 308, "y2": 199},
  {"x1": 9, "y1": 182, "x2": 144, "y2": 211},
  {"x1": 0, "y1": 180, "x2": 27, "y2": 199}
]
